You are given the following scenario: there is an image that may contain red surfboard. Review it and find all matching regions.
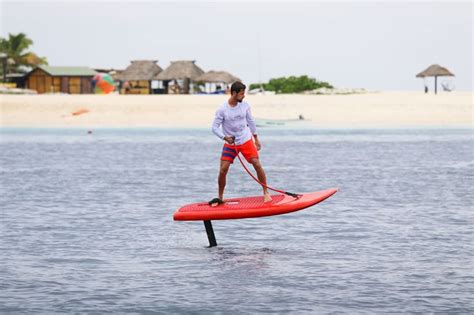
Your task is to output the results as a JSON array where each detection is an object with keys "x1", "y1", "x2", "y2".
[{"x1": 173, "y1": 188, "x2": 338, "y2": 221}]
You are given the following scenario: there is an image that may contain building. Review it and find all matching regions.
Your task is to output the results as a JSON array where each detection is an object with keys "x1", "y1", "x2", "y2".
[
  {"x1": 119, "y1": 60, "x2": 163, "y2": 94},
  {"x1": 25, "y1": 66, "x2": 97, "y2": 94},
  {"x1": 156, "y1": 60, "x2": 205, "y2": 94}
]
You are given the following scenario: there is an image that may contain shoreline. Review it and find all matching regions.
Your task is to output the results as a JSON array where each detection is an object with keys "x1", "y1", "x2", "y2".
[
  {"x1": 1, "y1": 91, "x2": 472, "y2": 129},
  {"x1": 1, "y1": 125, "x2": 473, "y2": 131}
]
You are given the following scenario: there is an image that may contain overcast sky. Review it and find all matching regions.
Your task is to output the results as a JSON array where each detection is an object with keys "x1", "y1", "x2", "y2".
[{"x1": 1, "y1": 0, "x2": 472, "y2": 90}]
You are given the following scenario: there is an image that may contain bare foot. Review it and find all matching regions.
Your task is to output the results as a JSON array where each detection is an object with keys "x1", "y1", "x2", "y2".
[{"x1": 264, "y1": 194, "x2": 272, "y2": 203}]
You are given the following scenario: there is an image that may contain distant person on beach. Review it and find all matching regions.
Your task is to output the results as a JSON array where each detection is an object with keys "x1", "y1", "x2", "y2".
[
  {"x1": 123, "y1": 81, "x2": 131, "y2": 94},
  {"x1": 169, "y1": 80, "x2": 180, "y2": 94},
  {"x1": 210, "y1": 81, "x2": 272, "y2": 206}
]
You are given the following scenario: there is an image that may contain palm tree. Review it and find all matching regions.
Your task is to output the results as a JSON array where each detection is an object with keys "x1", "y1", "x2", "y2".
[{"x1": 0, "y1": 33, "x2": 48, "y2": 75}]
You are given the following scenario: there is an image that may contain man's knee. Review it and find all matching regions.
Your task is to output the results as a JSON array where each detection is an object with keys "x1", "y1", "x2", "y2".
[
  {"x1": 250, "y1": 158, "x2": 262, "y2": 168},
  {"x1": 219, "y1": 162, "x2": 231, "y2": 176},
  {"x1": 219, "y1": 168, "x2": 229, "y2": 177}
]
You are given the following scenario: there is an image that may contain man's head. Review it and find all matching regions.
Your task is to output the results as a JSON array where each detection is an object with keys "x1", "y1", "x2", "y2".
[{"x1": 230, "y1": 81, "x2": 246, "y2": 102}]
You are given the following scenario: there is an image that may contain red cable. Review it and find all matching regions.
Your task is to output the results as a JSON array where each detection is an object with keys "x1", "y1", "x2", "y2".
[{"x1": 233, "y1": 141, "x2": 300, "y2": 198}]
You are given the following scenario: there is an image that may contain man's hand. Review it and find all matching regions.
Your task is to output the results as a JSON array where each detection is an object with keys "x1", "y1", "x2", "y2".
[
  {"x1": 254, "y1": 137, "x2": 261, "y2": 151},
  {"x1": 224, "y1": 136, "x2": 235, "y2": 144}
]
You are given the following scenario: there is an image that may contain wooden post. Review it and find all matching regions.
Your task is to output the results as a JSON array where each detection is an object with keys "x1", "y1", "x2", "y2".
[
  {"x1": 2, "y1": 57, "x2": 6, "y2": 83},
  {"x1": 184, "y1": 78, "x2": 190, "y2": 94}
]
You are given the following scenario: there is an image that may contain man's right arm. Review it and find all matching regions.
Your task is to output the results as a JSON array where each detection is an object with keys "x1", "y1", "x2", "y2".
[{"x1": 212, "y1": 109, "x2": 225, "y2": 140}]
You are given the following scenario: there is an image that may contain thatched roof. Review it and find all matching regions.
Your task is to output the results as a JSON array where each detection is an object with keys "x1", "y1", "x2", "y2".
[
  {"x1": 156, "y1": 60, "x2": 204, "y2": 81},
  {"x1": 119, "y1": 60, "x2": 162, "y2": 81},
  {"x1": 195, "y1": 70, "x2": 240, "y2": 84},
  {"x1": 416, "y1": 64, "x2": 454, "y2": 77}
]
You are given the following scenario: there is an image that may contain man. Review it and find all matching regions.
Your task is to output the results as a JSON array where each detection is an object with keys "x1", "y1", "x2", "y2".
[{"x1": 210, "y1": 81, "x2": 272, "y2": 206}]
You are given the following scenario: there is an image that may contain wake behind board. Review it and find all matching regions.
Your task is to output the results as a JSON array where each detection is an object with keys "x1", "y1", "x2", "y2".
[{"x1": 173, "y1": 188, "x2": 338, "y2": 221}]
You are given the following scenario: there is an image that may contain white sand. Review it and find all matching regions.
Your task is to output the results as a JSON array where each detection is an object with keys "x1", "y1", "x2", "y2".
[{"x1": 0, "y1": 91, "x2": 472, "y2": 128}]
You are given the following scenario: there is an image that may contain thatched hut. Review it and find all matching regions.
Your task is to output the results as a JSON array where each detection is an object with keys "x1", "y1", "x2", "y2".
[
  {"x1": 195, "y1": 70, "x2": 240, "y2": 94},
  {"x1": 156, "y1": 60, "x2": 205, "y2": 94},
  {"x1": 119, "y1": 60, "x2": 163, "y2": 94},
  {"x1": 416, "y1": 64, "x2": 454, "y2": 94}
]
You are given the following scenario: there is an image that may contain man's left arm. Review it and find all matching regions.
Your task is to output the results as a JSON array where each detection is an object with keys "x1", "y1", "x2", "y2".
[{"x1": 246, "y1": 105, "x2": 261, "y2": 150}]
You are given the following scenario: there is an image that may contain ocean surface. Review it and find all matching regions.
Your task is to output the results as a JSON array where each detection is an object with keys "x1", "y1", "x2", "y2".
[{"x1": 1, "y1": 127, "x2": 473, "y2": 314}]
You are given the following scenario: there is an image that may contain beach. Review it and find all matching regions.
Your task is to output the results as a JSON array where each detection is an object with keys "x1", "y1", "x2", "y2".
[{"x1": 0, "y1": 91, "x2": 472, "y2": 128}]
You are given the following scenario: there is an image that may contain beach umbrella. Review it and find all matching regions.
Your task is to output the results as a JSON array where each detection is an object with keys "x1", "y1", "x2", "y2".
[
  {"x1": 416, "y1": 64, "x2": 454, "y2": 94},
  {"x1": 93, "y1": 73, "x2": 115, "y2": 94}
]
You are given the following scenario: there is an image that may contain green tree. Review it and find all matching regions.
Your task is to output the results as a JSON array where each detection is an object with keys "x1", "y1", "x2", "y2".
[
  {"x1": 0, "y1": 33, "x2": 48, "y2": 75},
  {"x1": 250, "y1": 75, "x2": 333, "y2": 94}
]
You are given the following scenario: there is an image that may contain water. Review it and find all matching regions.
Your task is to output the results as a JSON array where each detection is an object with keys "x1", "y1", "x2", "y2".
[{"x1": 1, "y1": 128, "x2": 473, "y2": 313}]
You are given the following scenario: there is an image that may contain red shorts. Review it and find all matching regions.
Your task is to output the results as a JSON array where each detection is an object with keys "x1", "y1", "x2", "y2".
[{"x1": 221, "y1": 139, "x2": 259, "y2": 163}]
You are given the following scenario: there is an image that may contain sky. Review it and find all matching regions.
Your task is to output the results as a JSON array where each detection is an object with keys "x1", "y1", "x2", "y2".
[{"x1": 1, "y1": 0, "x2": 473, "y2": 90}]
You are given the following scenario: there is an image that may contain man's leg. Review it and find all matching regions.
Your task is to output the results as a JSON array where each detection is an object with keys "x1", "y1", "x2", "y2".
[
  {"x1": 250, "y1": 158, "x2": 272, "y2": 202},
  {"x1": 218, "y1": 160, "x2": 232, "y2": 200}
]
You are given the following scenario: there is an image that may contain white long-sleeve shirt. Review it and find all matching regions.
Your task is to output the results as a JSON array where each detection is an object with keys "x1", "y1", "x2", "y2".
[{"x1": 211, "y1": 101, "x2": 257, "y2": 145}]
